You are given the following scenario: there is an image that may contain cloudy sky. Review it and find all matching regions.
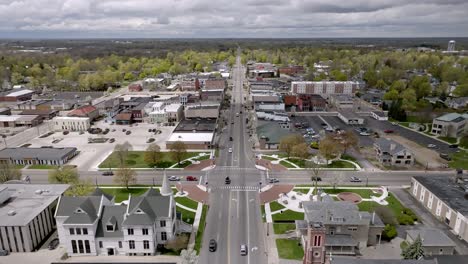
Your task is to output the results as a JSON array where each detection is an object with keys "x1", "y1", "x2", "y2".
[{"x1": 0, "y1": 0, "x2": 467, "y2": 38}]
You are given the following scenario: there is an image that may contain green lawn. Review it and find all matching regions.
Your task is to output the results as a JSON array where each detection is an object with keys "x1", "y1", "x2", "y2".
[
  {"x1": 273, "y1": 223, "x2": 297, "y2": 234},
  {"x1": 438, "y1": 136, "x2": 457, "y2": 144},
  {"x1": 357, "y1": 193, "x2": 410, "y2": 221},
  {"x1": 192, "y1": 154, "x2": 211, "y2": 162},
  {"x1": 175, "y1": 196, "x2": 199, "y2": 210},
  {"x1": 194, "y1": 205, "x2": 208, "y2": 254},
  {"x1": 327, "y1": 160, "x2": 356, "y2": 169},
  {"x1": 286, "y1": 158, "x2": 307, "y2": 168},
  {"x1": 261, "y1": 155, "x2": 278, "y2": 161},
  {"x1": 102, "y1": 188, "x2": 149, "y2": 202},
  {"x1": 449, "y1": 151, "x2": 468, "y2": 170},
  {"x1": 177, "y1": 207, "x2": 196, "y2": 225},
  {"x1": 14, "y1": 164, "x2": 25, "y2": 169},
  {"x1": 269, "y1": 201, "x2": 286, "y2": 212},
  {"x1": 293, "y1": 188, "x2": 310, "y2": 194},
  {"x1": 98, "y1": 151, "x2": 206, "y2": 169},
  {"x1": 276, "y1": 239, "x2": 304, "y2": 260},
  {"x1": 280, "y1": 160, "x2": 297, "y2": 168},
  {"x1": 460, "y1": 136, "x2": 468, "y2": 149},
  {"x1": 27, "y1": 164, "x2": 59, "y2": 170},
  {"x1": 272, "y1": 210, "x2": 304, "y2": 222},
  {"x1": 324, "y1": 188, "x2": 376, "y2": 199}
]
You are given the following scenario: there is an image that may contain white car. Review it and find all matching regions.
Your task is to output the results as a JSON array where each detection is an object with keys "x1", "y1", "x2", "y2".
[
  {"x1": 427, "y1": 144, "x2": 437, "y2": 148},
  {"x1": 228, "y1": 148, "x2": 233, "y2": 153},
  {"x1": 360, "y1": 132, "x2": 370, "y2": 136},
  {"x1": 168, "y1": 176, "x2": 180, "y2": 181}
]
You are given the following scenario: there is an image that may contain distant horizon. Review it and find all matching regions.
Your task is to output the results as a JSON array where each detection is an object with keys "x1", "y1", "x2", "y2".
[{"x1": 1, "y1": 37, "x2": 467, "y2": 40}]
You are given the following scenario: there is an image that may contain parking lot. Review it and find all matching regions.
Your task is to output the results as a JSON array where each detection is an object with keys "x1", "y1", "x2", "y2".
[{"x1": 26, "y1": 122, "x2": 175, "y2": 170}]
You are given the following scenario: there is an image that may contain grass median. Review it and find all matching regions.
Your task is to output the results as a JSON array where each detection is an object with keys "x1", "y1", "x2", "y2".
[
  {"x1": 276, "y1": 239, "x2": 304, "y2": 260},
  {"x1": 194, "y1": 205, "x2": 208, "y2": 254}
]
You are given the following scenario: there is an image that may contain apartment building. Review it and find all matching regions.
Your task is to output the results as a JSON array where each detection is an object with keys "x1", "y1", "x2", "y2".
[
  {"x1": 55, "y1": 188, "x2": 178, "y2": 256},
  {"x1": 53, "y1": 116, "x2": 91, "y2": 131},
  {"x1": 374, "y1": 138, "x2": 414, "y2": 167},
  {"x1": 410, "y1": 175, "x2": 468, "y2": 243},
  {"x1": 431, "y1": 113, "x2": 467, "y2": 138},
  {"x1": 291, "y1": 81, "x2": 359, "y2": 99},
  {"x1": 0, "y1": 184, "x2": 69, "y2": 252}
]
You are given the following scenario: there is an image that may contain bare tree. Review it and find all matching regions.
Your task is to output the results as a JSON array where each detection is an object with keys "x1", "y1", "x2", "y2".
[
  {"x1": 292, "y1": 143, "x2": 310, "y2": 160},
  {"x1": 306, "y1": 160, "x2": 322, "y2": 194},
  {"x1": 318, "y1": 135, "x2": 343, "y2": 164},
  {"x1": 340, "y1": 130, "x2": 359, "y2": 154},
  {"x1": 165, "y1": 234, "x2": 189, "y2": 252},
  {"x1": 279, "y1": 134, "x2": 305, "y2": 158},
  {"x1": 114, "y1": 166, "x2": 136, "y2": 190},
  {"x1": 330, "y1": 173, "x2": 344, "y2": 190},
  {"x1": 114, "y1": 141, "x2": 132, "y2": 167},
  {"x1": 144, "y1": 143, "x2": 163, "y2": 167},
  {"x1": 169, "y1": 141, "x2": 187, "y2": 165},
  {"x1": 0, "y1": 162, "x2": 21, "y2": 183}
]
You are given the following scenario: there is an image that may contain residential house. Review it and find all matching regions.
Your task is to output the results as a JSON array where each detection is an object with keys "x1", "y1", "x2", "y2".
[
  {"x1": 431, "y1": 113, "x2": 468, "y2": 138},
  {"x1": 0, "y1": 184, "x2": 69, "y2": 252},
  {"x1": 446, "y1": 97, "x2": 468, "y2": 109},
  {"x1": 55, "y1": 188, "x2": 178, "y2": 256},
  {"x1": 410, "y1": 175, "x2": 468, "y2": 243},
  {"x1": 296, "y1": 195, "x2": 384, "y2": 256},
  {"x1": 0, "y1": 147, "x2": 78, "y2": 166},
  {"x1": 406, "y1": 228, "x2": 455, "y2": 256},
  {"x1": 374, "y1": 138, "x2": 414, "y2": 167},
  {"x1": 68, "y1": 105, "x2": 99, "y2": 121}
]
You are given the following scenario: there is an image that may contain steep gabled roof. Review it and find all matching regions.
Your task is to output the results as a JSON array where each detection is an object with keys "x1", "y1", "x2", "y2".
[
  {"x1": 90, "y1": 187, "x2": 114, "y2": 201},
  {"x1": 63, "y1": 197, "x2": 101, "y2": 224}
]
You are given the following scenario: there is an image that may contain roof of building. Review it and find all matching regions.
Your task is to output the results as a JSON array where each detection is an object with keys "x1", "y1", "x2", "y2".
[
  {"x1": 19, "y1": 109, "x2": 58, "y2": 116},
  {"x1": 123, "y1": 192, "x2": 170, "y2": 226},
  {"x1": 326, "y1": 234, "x2": 358, "y2": 246},
  {"x1": 0, "y1": 147, "x2": 77, "y2": 161},
  {"x1": 424, "y1": 255, "x2": 468, "y2": 264},
  {"x1": 256, "y1": 120, "x2": 296, "y2": 144},
  {"x1": 168, "y1": 132, "x2": 214, "y2": 143},
  {"x1": 68, "y1": 105, "x2": 97, "y2": 117},
  {"x1": 374, "y1": 138, "x2": 410, "y2": 156},
  {"x1": 40, "y1": 91, "x2": 103, "y2": 101},
  {"x1": 95, "y1": 205, "x2": 126, "y2": 238},
  {"x1": 53, "y1": 116, "x2": 90, "y2": 121},
  {"x1": 185, "y1": 103, "x2": 220, "y2": 110},
  {"x1": 435, "y1": 112, "x2": 468, "y2": 123},
  {"x1": 413, "y1": 175, "x2": 468, "y2": 216},
  {"x1": 5, "y1": 89, "x2": 35, "y2": 97},
  {"x1": 115, "y1": 113, "x2": 132, "y2": 121},
  {"x1": 252, "y1": 95, "x2": 281, "y2": 103},
  {"x1": 174, "y1": 118, "x2": 217, "y2": 132},
  {"x1": 164, "y1": 103, "x2": 182, "y2": 112},
  {"x1": 406, "y1": 228, "x2": 456, "y2": 247},
  {"x1": 90, "y1": 187, "x2": 114, "y2": 201},
  {"x1": 331, "y1": 257, "x2": 436, "y2": 264},
  {"x1": 0, "y1": 183, "x2": 69, "y2": 226}
]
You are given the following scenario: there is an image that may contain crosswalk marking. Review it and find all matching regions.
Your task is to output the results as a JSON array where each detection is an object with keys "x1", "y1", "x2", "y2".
[{"x1": 212, "y1": 185, "x2": 259, "y2": 190}]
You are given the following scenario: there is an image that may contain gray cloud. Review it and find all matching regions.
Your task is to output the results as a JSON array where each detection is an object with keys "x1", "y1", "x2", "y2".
[{"x1": 0, "y1": 0, "x2": 466, "y2": 38}]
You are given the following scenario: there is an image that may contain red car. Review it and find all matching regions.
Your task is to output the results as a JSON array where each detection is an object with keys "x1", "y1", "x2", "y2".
[
  {"x1": 186, "y1": 176, "x2": 198, "y2": 181},
  {"x1": 384, "y1": 129, "x2": 394, "y2": 133}
]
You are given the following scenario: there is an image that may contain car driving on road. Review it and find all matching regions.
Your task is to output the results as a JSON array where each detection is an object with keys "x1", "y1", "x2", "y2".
[
  {"x1": 240, "y1": 244, "x2": 248, "y2": 256},
  {"x1": 225, "y1": 177, "x2": 231, "y2": 184},
  {"x1": 228, "y1": 147, "x2": 233, "y2": 153},
  {"x1": 269, "y1": 178, "x2": 279, "y2": 183},
  {"x1": 209, "y1": 239, "x2": 217, "y2": 252},
  {"x1": 169, "y1": 176, "x2": 181, "y2": 181},
  {"x1": 350, "y1": 176, "x2": 362, "y2": 182},
  {"x1": 186, "y1": 176, "x2": 197, "y2": 181}
]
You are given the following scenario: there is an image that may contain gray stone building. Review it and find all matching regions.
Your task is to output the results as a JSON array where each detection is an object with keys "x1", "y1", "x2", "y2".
[
  {"x1": 0, "y1": 147, "x2": 78, "y2": 166},
  {"x1": 431, "y1": 113, "x2": 467, "y2": 138},
  {"x1": 374, "y1": 138, "x2": 414, "y2": 167},
  {"x1": 406, "y1": 228, "x2": 455, "y2": 256}
]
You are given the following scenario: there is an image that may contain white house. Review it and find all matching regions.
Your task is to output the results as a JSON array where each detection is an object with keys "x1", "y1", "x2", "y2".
[{"x1": 53, "y1": 116, "x2": 90, "y2": 132}]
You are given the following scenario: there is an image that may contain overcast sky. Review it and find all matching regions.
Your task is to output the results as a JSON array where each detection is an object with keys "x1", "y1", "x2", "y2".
[{"x1": 0, "y1": 0, "x2": 467, "y2": 38}]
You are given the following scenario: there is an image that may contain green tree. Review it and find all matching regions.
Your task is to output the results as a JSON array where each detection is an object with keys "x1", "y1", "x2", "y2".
[
  {"x1": 409, "y1": 76, "x2": 431, "y2": 99},
  {"x1": 48, "y1": 166, "x2": 79, "y2": 184},
  {"x1": 0, "y1": 162, "x2": 21, "y2": 183},
  {"x1": 383, "y1": 89, "x2": 399, "y2": 101},
  {"x1": 390, "y1": 80, "x2": 406, "y2": 92},
  {"x1": 318, "y1": 136, "x2": 343, "y2": 163},
  {"x1": 453, "y1": 83, "x2": 468, "y2": 97},
  {"x1": 144, "y1": 143, "x2": 163, "y2": 167},
  {"x1": 401, "y1": 89, "x2": 417, "y2": 111},
  {"x1": 363, "y1": 69, "x2": 378, "y2": 87},
  {"x1": 375, "y1": 79, "x2": 386, "y2": 90},
  {"x1": 401, "y1": 235, "x2": 425, "y2": 259},
  {"x1": 279, "y1": 134, "x2": 305, "y2": 158},
  {"x1": 66, "y1": 179, "x2": 94, "y2": 196},
  {"x1": 169, "y1": 141, "x2": 187, "y2": 165},
  {"x1": 114, "y1": 166, "x2": 136, "y2": 190},
  {"x1": 382, "y1": 224, "x2": 397, "y2": 241}
]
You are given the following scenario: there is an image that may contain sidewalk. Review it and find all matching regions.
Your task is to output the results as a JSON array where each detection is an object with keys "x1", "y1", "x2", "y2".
[{"x1": 187, "y1": 202, "x2": 204, "y2": 250}]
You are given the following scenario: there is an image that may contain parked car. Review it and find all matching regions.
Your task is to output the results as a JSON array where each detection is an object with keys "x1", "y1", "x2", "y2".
[
  {"x1": 48, "y1": 238, "x2": 60, "y2": 250},
  {"x1": 186, "y1": 176, "x2": 197, "y2": 181},
  {"x1": 109, "y1": 138, "x2": 115, "y2": 143},
  {"x1": 122, "y1": 129, "x2": 126, "y2": 132},
  {"x1": 384, "y1": 130, "x2": 394, "y2": 133},
  {"x1": 0, "y1": 249, "x2": 9, "y2": 256},
  {"x1": 229, "y1": 136, "x2": 233, "y2": 141},
  {"x1": 225, "y1": 177, "x2": 231, "y2": 184},
  {"x1": 440, "y1": 153, "x2": 452, "y2": 161},
  {"x1": 269, "y1": 178, "x2": 279, "y2": 183},
  {"x1": 63, "y1": 131, "x2": 69, "y2": 135},
  {"x1": 427, "y1": 144, "x2": 437, "y2": 148},
  {"x1": 449, "y1": 144, "x2": 459, "y2": 149},
  {"x1": 240, "y1": 244, "x2": 248, "y2": 256},
  {"x1": 169, "y1": 176, "x2": 180, "y2": 181},
  {"x1": 209, "y1": 239, "x2": 217, "y2": 252},
  {"x1": 146, "y1": 138, "x2": 155, "y2": 143},
  {"x1": 359, "y1": 132, "x2": 371, "y2": 136},
  {"x1": 350, "y1": 176, "x2": 362, "y2": 182},
  {"x1": 148, "y1": 129, "x2": 152, "y2": 132},
  {"x1": 311, "y1": 177, "x2": 322, "y2": 181},
  {"x1": 126, "y1": 131, "x2": 131, "y2": 135},
  {"x1": 228, "y1": 147, "x2": 233, "y2": 153},
  {"x1": 79, "y1": 131, "x2": 85, "y2": 135},
  {"x1": 102, "y1": 171, "x2": 114, "y2": 176}
]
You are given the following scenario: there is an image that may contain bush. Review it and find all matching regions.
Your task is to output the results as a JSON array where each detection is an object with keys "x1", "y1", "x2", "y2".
[
  {"x1": 374, "y1": 205, "x2": 397, "y2": 225},
  {"x1": 402, "y1": 208, "x2": 418, "y2": 222},
  {"x1": 155, "y1": 161, "x2": 173, "y2": 168},
  {"x1": 397, "y1": 214, "x2": 414, "y2": 225},
  {"x1": 310, "y1": 141, "x2": 319, "y2": 149},
  {"x1": 382, "y1": 224, "x2": 397, "y2": 241}
]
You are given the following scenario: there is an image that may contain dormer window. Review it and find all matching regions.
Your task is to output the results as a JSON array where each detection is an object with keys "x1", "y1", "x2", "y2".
[
  {"x1": 135, "y1": 209, "x2": 144, "y2": 214},
  {"x1": 75, "y1": 208, "x2": 84, "y2": 213},
  {"x1": 106, "y1": 224, "x2": 114, "y2": 232}
]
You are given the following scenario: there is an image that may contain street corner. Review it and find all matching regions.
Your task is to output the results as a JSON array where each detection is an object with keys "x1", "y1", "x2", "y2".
[
  {"x1": 175, "y1": 184, "x2": 210, "y2": 204},
  {"x1": 256, "y1": 159, "x2": 288, "y2": 172},
  {"x1": 260, "y1": 184, "x2": 294, "y2": 204},
  {"x1": 184, "y1": 159, "x2": 216, "y2": 171}
]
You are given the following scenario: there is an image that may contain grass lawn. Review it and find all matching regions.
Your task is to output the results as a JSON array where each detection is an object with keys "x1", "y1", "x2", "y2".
[
  {"x1": 293, "y1": 188, "x2": 310, "y2": 194},
  {"x1": 272, "y1": 210, "x2": 304, "y2": 222},
  {"x1": 276, "y1": 239, "x2": 304, "y2": 260},
  {"x1": 173, "y1": 160, "x2": 192, "y2": 168},
  {"x1": 449, "y1": 151, "x2": 468, "y2": 169},
  {"x1": 273, "y1": 223, "x2": 296, "y2": 234},
  {"x1": 192, "y1": 154, "x2": 211, "y2": 162},
  {"x1": 102, "y1": 188, "x2": 149, "y2": 202},
  {"x1": 27, "y1": 164, "x2": 59, "y2": 169},
  {"x1": 269, "y1": 201, "x2": 286, "y2": 212},
  {"x1": 357, "y1": 193, "x2": 409, "y2": 220},
  {"x1": 14, "y1": 164, "x2": 26, "y2": 169},
  {"x1": 175, "y1": 196, "x2": 199, "y2": 210},
  {"x1": 280, "y1": 160, "x2": 297, "y2": 168},
  {"x1": 261, "y1": 155, "x2": 278, "y2": 161},
  {"x1": 327, "y1": 160, "x2": 356, "y2": 169},
  {"x1": 324, "y1": 188, "x2": 376, "y2": 199},
  {"x1": 98, "y1": 151, "x2": 205, "y2": 169},
  {"x1": 194, "y1": 205, "x2": 208, "y2": 254},
  {"x1": 438, "y1": 136, "x2": 458, "y2": 144},
  {"x1": 287, "y1": 158, "x2": 307, "y2": 168},
  {"x1": 177, "y1": 207, "x2": 196, "y2": 225},
  {"x1": 460, "y1": 136, "x2": 468, "y2": 149}
]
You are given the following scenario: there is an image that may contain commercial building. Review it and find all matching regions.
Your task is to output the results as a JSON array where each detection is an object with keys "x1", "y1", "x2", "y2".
[
  {"x1": 55, "y1": 188, "x2": 178, "y2": 256},
  {"x1": 285, "y1": 94, "x2": 327, "y2": 112},
  {"x1": 374, "y1": 138, "x2": 414, "y2": 167},
  {"x1": 200, "y1": 89, "x2": 224, "y2": 101},
  {"x1": 296, "y1": 195, "x2": 384, "y2": 256},
  {"x1": 257, "y1": 120, "x2": 294, "y2": 149},
  {"x1": 166, "y1": 118, "x2": 216, "y2": 149},
  {"x1": 337, "y1": 111, "x2": 364, "y2": 125},
  {"x1": 53, "y1": 116, "x2": 91, "y2": 132},
  {"x1": 406, "y1": 228, "x2": 455, "y2": 256},
  {"x1": 278, "y1": 65, "x2": 305, "y2": 75},
  {"x1": 291, "y1": 81, "x2": 359, "y2": 98},
  {"x1": 68, "y1": 105, "x2": 99, "y2": 121},
  {"x1": 330, "y1": 94, "x2": 355, "y2": 108},
  {"x1": 19, "y1": 109, "x2": 58, "y2": 121},
  {"x1": 0, "y1": 147, "x2": 78, "y2": 166},
  {"x1": 0, "y1": 183, "x2": 69, "y2": 252},
  {"x1": 180, "y1": 79, "x2": 200, "y2": 91},
  {"x1": 431, "y1": 113, "x2": 467, "y2": 138},
  {"x1": 410, "y1": 175, "x2": 468, "y2": 243},
  {"x1": 203, "y1": 78, "x2": 226, "y2": 90},
  {"x1": 148, "y1": 103, "x2": 183, "y2": 124},
  {"x1": 0, "y1": 115, "x2": 42, "y2": 128},
  {"x1": 94, "y1": 98, "x2": 123, "y2": 121},
  {"x1": 185, "y1": 104, "x2": 220, "y2": 119},
  {"x1": 0, "y1": 89, "x2": 35, "y2": 102}
]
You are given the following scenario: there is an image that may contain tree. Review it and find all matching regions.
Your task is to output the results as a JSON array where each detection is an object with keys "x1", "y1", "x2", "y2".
[
  {"x1": 114, "y1": 166, "x2": 136, "y2": 190},
  {"x1": 318, "y1": 136, "x2": 342, "y2": 163},
  {"x1": 291, "y1": 143, "x2": 310, "y2": 159},
  {"x1": 114, "y1": 141, "x2": 132, "y2": 167},
  {"x1": 0, "y1": 162, "x2": 21, "y2": 183},
  {"x1": 401, "y1": 89, "x2": 417, "y2": 111},
  {"x1": 340, "y1": 130, "x2": 359, "y2": 154},
  {"x1": 330, "y1": 173, "x2": 343, "y2": 190},
  {"x1": 48, "y1": 166, "x2": 79, "y2": 184},
  {"x1": 401, "y1": 235, "x2": 425, "y2": 259},
  {"x1": 390, "y1": 80, "x2": 406, "y2": 92},
  {"x1": 306, "y1": 160, "x2": 322, "y2": 192},
  {"x1": 453, "y1": 83, "x2": 468, "y2": 97},
  {"x1": 382, "y1": 224, "x2": 397, "y2": 241},
  {"x1": 66, "y1": 179, "x2": 94, "y2": 196},
  {"x1": 144, "y1": 143, "x2": 163, "y2": 167},
  {"x1": 279, "y1": 134, "x2": 305, "y2": 158},
  {"x1": 165, "y1": 234, "x2": 189, "y2": 252},
  {"x1": 375, "y1": 79, "x2": 386, "y2": 90},
  {"x1": 169, "y1": 141, "x2": 187, "y2": 165},
  {"x1": 383, "y1": 89, "x2": 399, "y2": 101}
]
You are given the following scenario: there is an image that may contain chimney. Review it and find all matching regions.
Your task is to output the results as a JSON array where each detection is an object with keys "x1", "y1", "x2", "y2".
[
  {"x1": 390, "y1": 143, "x2": 396, "y2": 151},
  {"x1": 372, "y1": 211, "x2": 375, "y2": 224}
]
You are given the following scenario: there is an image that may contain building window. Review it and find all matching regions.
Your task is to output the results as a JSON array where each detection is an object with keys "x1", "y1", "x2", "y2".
[
  {"x1": 142, "y1": 228, "x2": 149, "y2": 235},
  {"x1": 70, "y1": 228, "x2": 75, "y2": 235},
  {"x1": 160, "y1": 221, "x2": 166, "y2": 227},
  {"x1": 84, "y1": 240, "x2": 91, "y2": 253},
  {"x1": 161, "y1": 232, "x2": 167, "y2": 241},
  {"x1": 127, "y1": 228, "x2": 134, "y2": 235},
  {"x1": 129, "y1": 240, "x2": 135, "y2": 249},
  {"x1": 348, "y1": 227, "x2": 357, "y2": 231},
  {"x1": 71, "y1": 240, "x2": 78, "y2": 254},
  {"x1": 143, "y1": 240, "x2": 150, "y2": 249},
  {"x1": 76, "y1": 228, "x2": 81, "y2": 235},
  {"x1": 118, "y1": 241, "x2": 122, "y2": 248},
  {"x1": 83, "y1": 228, "x2": 88, "y2": 235},
  {"x1": 78, "y1": 240, "x2": 84, "y2": 253},
  {"x1": 106, "y1": 225, "x2": 114, "y2": 232},
  {"x1": 99, "y1": 241, "x2": 103, "y2": 248}
]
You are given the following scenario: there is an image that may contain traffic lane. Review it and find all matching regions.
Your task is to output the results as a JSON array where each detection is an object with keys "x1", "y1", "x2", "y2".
[
  {"x1": 246, "y1": 191, "x2": 267, "y2": 263},
  {"x1": 230, "y1": 190, "x2": 244, "y2": 264},
  {"x1": 364, "y1": 117, "x2": 457, "y2": 154}
]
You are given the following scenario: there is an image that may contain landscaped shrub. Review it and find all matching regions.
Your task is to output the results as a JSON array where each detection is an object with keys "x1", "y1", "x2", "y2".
[
  {"x1": 374, "y1": 205, "x2": 397, "y2": 225},
  {"x1": 402, "y1": 208, "x2": 418, "y2": 222},
  {"x1": 397, "y1": 214, "x2": 414, "y2": 225},
  {"x1": 382, "y1": 224, "x2": 397, "y2": 241}
]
